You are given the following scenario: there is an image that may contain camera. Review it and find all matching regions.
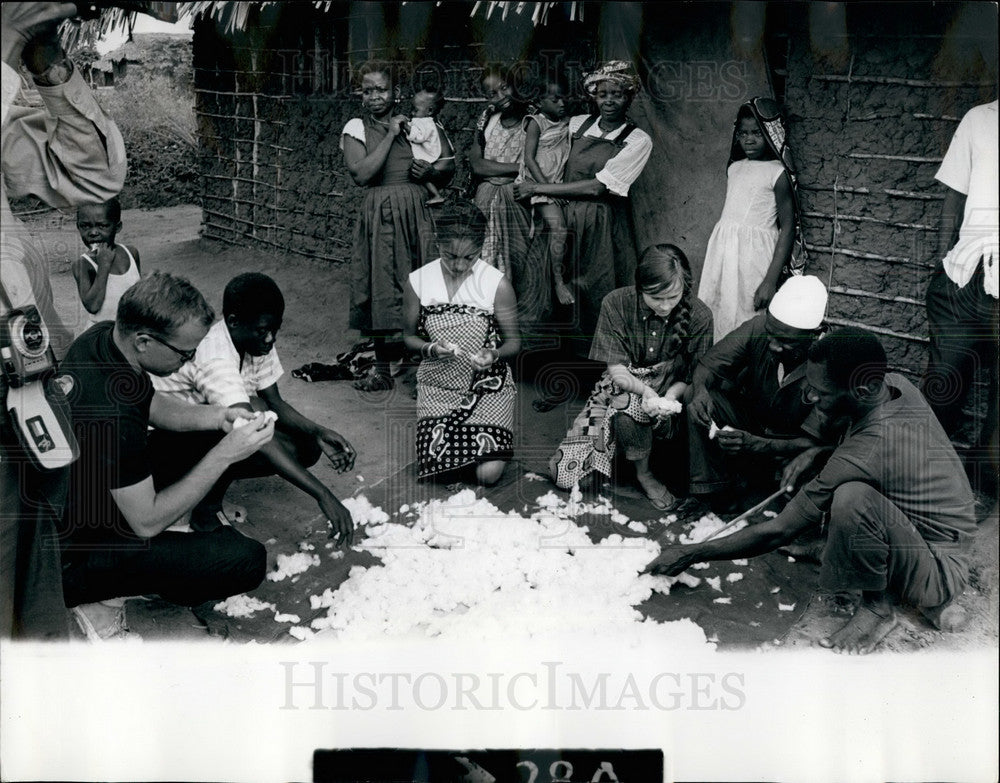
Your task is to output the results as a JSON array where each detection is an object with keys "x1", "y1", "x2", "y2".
[
  {"x1": 1, "y1": 306, "x2": 55, "y2": 386},
  {"x1": 1, "y1": 306, "x2": 77, "y2": 470}
]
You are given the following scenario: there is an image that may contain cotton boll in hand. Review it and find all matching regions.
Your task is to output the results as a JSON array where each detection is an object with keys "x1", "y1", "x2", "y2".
[
  {"x1": 232, "y1": 410, "x2": 279, "y2": 429},
  {"x1": 642, "y1": 396, "x2": 683, "y2": 416}
]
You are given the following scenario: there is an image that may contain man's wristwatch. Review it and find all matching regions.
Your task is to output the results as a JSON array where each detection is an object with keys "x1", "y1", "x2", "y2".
[{"x1": 32, "y1": 57, "x2": 74, "y2": 87}]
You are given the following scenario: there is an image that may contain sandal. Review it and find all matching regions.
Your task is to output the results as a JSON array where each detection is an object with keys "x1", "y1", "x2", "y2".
[
  {"x1": 352, "y1": 368, "x2": 394, "y2": 392},
  {"x1": 644, "y1": 485, "x2": 680, "y2": 512}
]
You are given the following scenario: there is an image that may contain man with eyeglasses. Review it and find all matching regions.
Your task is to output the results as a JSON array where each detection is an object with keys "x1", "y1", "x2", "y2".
[
  {"x1": 56, "y1": 272, "x2": 273, "y2": 634},
  {"x1": 150, "y1": 272, "x2": 357, "y2": 544},
  {"x1": 648, "y1": 327, "x2": 975, "y2": 654}
]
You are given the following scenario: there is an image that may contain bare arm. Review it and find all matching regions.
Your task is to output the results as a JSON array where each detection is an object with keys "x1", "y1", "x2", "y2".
[
  {"x1": 469, "y1": 134, "x2": 519, "y2": 179},
  {"x1": 646, "y1": 506, "x2": 814, "y2": 576},
  {"x1": 608, "y1": 364, "x2": 656, "y2": 397},
  {"x1": 517, "y1": 177, "x2": 606, "y2": 200},
  {"x1": 110, "y1": 421, "x2": 274, "y2": 538},
  {"x1": 149, "y1": 392, "x2": 230, "y2": 432},
  {"x1": 72, "y1": 256, "x2": 111, "y2": 314},
  {"x1": 491, "y1": 278, "x2": 521, "y2": 361},
  {"x1": 402, "y1": 280, "x2": 427, "y2": 354},
  {"x1": 341, "y1": 116, "x2": 407, "y2": 186},
  {"x1": 430, "y1": 124, "x2": 456, "y2": 186},
  {"x1": 522, "y1": 118, "x2": 547, "y2": 183},
  {"x1": 754, "y1": 172, "x2": 797, "y2": 310},
  {"x1": 936, "y1": 185, "x2": 966, "y2": 259}
]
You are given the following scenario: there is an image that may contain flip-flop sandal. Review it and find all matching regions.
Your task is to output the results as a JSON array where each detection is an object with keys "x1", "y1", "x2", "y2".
[
  {"x1": 645, "y1": 486, "x2": 680, "y2": 512},
  {"x1": 353, "y1": 369, "x2": 394, "y2": 392}
]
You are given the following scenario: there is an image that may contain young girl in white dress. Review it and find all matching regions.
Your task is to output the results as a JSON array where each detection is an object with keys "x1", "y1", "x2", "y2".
[{"x1": 698, "y1": 98, "x2": 799, "y2": 343}]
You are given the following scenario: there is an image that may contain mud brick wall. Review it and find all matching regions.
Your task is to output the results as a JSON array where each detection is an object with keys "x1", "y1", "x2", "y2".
[
  {"x1": 192, "y1": 2, "x2": 598, "y2": 265},
  {"x1": 784, "y1": 2, "x2": 997, "y2": 379}
]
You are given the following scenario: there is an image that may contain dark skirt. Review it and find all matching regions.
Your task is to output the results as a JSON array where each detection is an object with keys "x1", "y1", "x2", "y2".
[
  {"x1": 562, "y1": 196, "x2": 638, "y2": 356},
  {"x1": 349, "y1": 182, "x2": 435, "y2": 334}
]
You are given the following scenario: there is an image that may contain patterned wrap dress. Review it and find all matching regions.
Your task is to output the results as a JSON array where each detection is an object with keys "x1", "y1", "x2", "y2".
[
  {"x1": 411, "y1": 259, "x2": 517, "y2": 478},
  {"x1": 473, "y1": 112, "x2": 532, "y2": 277}
]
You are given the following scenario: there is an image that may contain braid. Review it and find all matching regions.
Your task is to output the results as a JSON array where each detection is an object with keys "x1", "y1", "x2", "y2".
[{"x1": 662, "y1": 289, "x2": 692, "y2": 366}]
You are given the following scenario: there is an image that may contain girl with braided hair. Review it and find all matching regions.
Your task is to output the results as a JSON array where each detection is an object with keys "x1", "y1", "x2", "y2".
[{"x1": 548, "y1": 244, "x2": 714, "y2": 509}]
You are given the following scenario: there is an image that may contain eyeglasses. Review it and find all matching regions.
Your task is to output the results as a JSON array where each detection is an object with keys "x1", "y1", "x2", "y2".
[{"x1": 141, "y1": 332, "x2": 197, "y2": 363}]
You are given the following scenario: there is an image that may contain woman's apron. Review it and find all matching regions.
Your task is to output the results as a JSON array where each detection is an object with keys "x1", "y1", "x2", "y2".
[{"x1": 561, "y1": 116, "x2": 640, "y2": 356}]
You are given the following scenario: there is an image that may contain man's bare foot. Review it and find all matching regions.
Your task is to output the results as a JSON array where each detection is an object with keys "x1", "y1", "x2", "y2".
[
  {"x1": 554, "y1": 279, "x2": 576, "y2": 305},
  {"x1": 819, "y1": 603, "x2": 898, "y2": 654},
  {"x1": 920, "y1": 600, "x2": 969, "y2": 632}
]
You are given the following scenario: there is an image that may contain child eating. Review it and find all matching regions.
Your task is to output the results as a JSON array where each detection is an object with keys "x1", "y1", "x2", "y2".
[{"x1": 72, "y1": 197, "x2": 141, "y2": 332}]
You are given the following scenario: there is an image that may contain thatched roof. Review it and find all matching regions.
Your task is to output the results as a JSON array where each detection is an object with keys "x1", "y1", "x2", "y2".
[{"x1": 64, "y1": 0, "x2": 580, "y2": 48}]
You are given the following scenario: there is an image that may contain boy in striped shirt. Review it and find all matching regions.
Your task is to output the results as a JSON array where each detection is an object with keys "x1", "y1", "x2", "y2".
[{"x1": 151, "y1": 273, "x2": 357, "y2": 544}]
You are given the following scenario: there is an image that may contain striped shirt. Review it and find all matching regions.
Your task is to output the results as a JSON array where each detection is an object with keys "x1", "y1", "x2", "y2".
[{"x1": 151, "y1": 320, "x2": 283, "y2": 406}]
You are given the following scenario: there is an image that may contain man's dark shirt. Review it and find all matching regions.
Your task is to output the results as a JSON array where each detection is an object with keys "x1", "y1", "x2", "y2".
[
  {"x1": 699, "y1": 313, "x2": 827, "y2": 439},
  {"x1": 59, "y1": 322, "x2": 153, "y2": 550}
]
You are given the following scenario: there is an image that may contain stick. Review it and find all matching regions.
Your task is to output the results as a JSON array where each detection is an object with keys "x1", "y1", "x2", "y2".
[{"x1": 700, "y1": 486, "x2": 790, "y2": 543}]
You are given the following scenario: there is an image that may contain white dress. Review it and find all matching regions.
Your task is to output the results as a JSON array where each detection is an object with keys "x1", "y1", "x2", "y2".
[{"x1": 698, "y1": 158, "x2": 785, "y2": 342}]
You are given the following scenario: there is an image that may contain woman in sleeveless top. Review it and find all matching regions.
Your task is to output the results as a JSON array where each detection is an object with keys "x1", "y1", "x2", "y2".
[
  {"x1": 514, "y1": 61, "x2": 653, "y2": 407},
  {"x1": 340, "y1": 61, "x2": 455, "y2": 391},
  {"x1": 402, "y1": 202, "x2": 520, "y2": 486}
]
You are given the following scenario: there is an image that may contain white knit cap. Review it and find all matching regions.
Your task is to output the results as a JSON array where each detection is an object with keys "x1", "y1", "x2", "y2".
[{"x1": 767, "y1": 275, "x2": 828, "y2": 330}]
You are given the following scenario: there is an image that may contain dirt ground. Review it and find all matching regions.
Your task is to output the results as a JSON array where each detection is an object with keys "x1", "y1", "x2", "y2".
[{"x1": 30, "y1": 204, "x2": 999, "y2": 652}]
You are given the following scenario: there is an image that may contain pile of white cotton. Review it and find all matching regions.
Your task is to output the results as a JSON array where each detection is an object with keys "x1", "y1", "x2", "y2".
[{"x1": 306, "y1": 490, "x2": 713, "y2": 650}]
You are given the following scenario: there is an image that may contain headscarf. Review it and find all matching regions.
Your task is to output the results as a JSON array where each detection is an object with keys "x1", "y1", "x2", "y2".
[
  {"x1": 728, "y1": 96, "x2": 794, "y2": 172},
  {"x1": 729, "y1": 96, "x2": 808, "y2": 276},
  {"x1": 583, "y1": 60, "x2": 641, "y2": 96}
]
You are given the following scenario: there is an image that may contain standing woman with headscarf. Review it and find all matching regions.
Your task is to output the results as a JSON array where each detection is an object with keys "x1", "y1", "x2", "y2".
[
  {"x1": 697, "y1": 97, "x2": 800, "y2": 343},
  {"x1": 341, "y1": 61, "x2": 455, "y2": 392},
  {"x1": 514, "y1": 61, "x2": 653, "y2": 407}
]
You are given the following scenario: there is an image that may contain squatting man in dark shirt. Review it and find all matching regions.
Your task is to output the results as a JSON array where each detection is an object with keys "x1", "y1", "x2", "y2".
[
  {"x1": 58, "y1": 273, "x2": 274, "y2": 618},
  {"x1": 645, "y1": 327, "x2": 976, "y2": 654}
]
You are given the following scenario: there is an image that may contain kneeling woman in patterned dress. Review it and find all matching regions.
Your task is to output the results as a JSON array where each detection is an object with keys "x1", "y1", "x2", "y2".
[{"x1": 403, "y1": 201, "x2": 521, "y2": 485}]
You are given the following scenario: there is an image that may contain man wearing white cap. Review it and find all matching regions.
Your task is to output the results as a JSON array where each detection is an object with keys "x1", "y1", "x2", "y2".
[
  {"x1": 648, "y1": 327, "x2": 975, "y2": 654},
  {"x1": 686, "y1": 275, "x2": 839, "y2": 511}
]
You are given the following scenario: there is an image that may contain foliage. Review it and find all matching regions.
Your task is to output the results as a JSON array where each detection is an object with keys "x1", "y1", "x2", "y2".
[{"x1": 95, "y1": 36, "x2": 199, "y2": 209}]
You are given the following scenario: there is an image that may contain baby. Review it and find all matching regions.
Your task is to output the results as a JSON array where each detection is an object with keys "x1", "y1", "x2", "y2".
[{"x1": 406, "y1": 87, "x2": 446, "y2": 206}]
